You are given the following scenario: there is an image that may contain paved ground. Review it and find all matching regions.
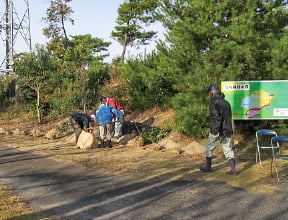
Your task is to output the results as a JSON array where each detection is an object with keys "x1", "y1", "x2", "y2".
[{"x1": 1, "y1": 144, "x2": 288, "y2": 220}]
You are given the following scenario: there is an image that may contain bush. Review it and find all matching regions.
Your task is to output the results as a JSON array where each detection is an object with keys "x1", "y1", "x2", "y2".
[{"x1": 142, "y1": 125, "x2": 172, "y2": 144}]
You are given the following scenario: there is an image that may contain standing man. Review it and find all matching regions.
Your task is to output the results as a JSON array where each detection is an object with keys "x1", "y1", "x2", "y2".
[
  {"x1": 199, "y1": 84, "x2": 237, "y2": 175},
  {"x1": 96, "y1": 104, "x2": 120, "y2": 148},
  {"x1": 69, "y1": 112, "x2": 96, "y2": 144},
  {"x1": 100, "y1": 96, "x2": 124, "y2": 138}
]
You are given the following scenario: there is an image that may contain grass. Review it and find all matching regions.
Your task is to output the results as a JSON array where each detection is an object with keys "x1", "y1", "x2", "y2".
[{"x1": 0, "y1": 183, "x2": 49, "y2": 220}]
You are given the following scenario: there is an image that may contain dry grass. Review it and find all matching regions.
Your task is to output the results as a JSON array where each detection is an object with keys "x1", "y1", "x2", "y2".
[
  {"x1": 0, "y1": 183, "x2": 49, "y2": 220},
  {"x1": 0, "y1": 108, "x2": 287, "y2": 218}
]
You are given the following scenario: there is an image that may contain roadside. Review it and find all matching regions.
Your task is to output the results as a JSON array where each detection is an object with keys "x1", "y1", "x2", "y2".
[
  {"x1": 2, "y1": 137, "x2": 288, "y2": 219},
  {"x1": 0, "y1": 108, "x2": 284, "y2": 191},
  {"x1": 1, "y1": 109, "x2": 288, "y2": 219}
]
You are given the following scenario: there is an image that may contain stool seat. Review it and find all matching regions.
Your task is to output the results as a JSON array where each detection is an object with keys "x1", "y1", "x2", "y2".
[
  {"x1": 271, "y1": 136, "x2": 288, "y2": 143},
  {"x1": 257, "y1": 129, "x2": 277, "y2": 136}
]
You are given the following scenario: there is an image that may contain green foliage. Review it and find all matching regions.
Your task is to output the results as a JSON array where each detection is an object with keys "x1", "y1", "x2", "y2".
[
  {"x1": 142, "y1": 125, "x2": 172, "y2": 144},
  {"x1": 267, "y1": 33, "x2": 288, "y2": 79},
  {"x1": 171, "y1": 92, "x2": 210, "y2": 137},
  {"x1": 150, "y1": 0, "x2": 288, "y2": 136},
  {"x1": 13, "y1": 33, "x2": 111, "y2": 120},
  {"x1": 14, "y1": 46, "x2": 58, "y2": 122},
  {"x1": 42, "y1": 0, "x2": 74, "y2": 55},
  {"x1": 0, "y1": 75, "x2": 16, "y2": 108},
  {"x1": 122, "y1": 52, "x2": 175, "y2": 111},
  {"x1": 112, "y1": 0, "x2": 158, "y2": 62}
]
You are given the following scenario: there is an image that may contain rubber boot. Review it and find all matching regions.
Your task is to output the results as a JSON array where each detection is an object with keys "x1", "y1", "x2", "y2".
[
  {"x1": 227, "y1": 158, "x2": 237, "y2": 175},
  {"x1": 100, "y1": 140, "x2": 105, "y2": 148},
  {"x1": 114, "y1": 121, "x2": 122, "y2": 138},
  {"x1": 106, "y1": 140, "x2": 112, "y2": 148},
  {"x1": 199, "y1": 157, "x2": 212, "y2": 172}
]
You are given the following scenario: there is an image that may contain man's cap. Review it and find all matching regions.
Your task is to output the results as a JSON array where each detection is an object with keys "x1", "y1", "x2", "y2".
[
  {"x1": 90, "y1": 114, "x2": 96, "y2": 121},
  {"x1": 207, "y1": 84, "x2": 219, "y2": 93}
]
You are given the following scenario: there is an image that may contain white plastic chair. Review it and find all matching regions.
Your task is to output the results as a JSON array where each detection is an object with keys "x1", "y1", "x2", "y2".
[
  {"x1": 256, "y1": 129, "x2": 277, "y2": 168},
  {"x1": 271, "y1": 136, "x2": 288, "y2": 182}
]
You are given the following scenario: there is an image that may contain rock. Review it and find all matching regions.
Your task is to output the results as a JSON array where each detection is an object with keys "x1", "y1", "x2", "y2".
[
  {"x1": 29, "y1": 129, "x2": 42, "y2": 137},
  {"x1": 181, "y1": 141, "x2": 204, "y2": 156},
  {"x1": 126, "y1": 136, "x2": 144, "y2": 147},
  {"x1": 65, "y1": 133, "x2": 76, "y2": 144},
  {"x1": 44, "y1": 128, "x2": 58, "y2": 140},
  {"x1": 117, "y1": 134, "x2": 134, "y2": 144},
  {"x1": 76, "y1": 130, "x2": 97, "y2": 150},
  {"x1": 13, "y1": 128, "x2": 26, "y2": 135},
  {"x1": 0, "y1": 127, "x2": 7, "y2": 134},
  {"x1": 158, "y1": 138, "x2": 181, "y2": 153},
  {"x1": 144, "y1": 143, "x2": 161, "y2": 151}
]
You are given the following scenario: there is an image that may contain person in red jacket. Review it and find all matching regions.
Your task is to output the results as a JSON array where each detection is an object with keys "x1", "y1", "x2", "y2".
[{"x1": 100, "y1": 96, "x2": 124, "y2": 138}]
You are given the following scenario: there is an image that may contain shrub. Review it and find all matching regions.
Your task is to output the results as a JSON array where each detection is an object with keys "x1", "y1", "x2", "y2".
[{"x1": 142, "y1": 125, "x2": 172, "y2": 144}]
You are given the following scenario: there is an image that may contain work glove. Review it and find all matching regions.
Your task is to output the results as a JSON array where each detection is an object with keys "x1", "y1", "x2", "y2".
[{"x1": 209, "y1": 132, "x2": 220, "y2": 140}]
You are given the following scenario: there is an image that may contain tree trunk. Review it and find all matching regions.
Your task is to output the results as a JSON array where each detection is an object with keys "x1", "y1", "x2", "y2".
[
  {"x1": 36, "y1": 87, "x2": 41, "y2": 124},
  {"x1": 120, "y1": 31, "x2": 129, "y2": 63}
]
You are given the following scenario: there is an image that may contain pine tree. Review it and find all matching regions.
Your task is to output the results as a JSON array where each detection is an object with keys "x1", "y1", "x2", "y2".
[
  {"x1": 154, "y1": 0, "x2": 288, "y2": 136},
  {"x1": 112, "y1": 0, "x2": 158, "y2": 63}
]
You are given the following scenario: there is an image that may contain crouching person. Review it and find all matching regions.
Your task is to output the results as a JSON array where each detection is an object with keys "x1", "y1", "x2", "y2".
[
  {"x1": 96, "y1": 104, "x2": 120, "y2": 148},
  {"x1": 69, "y1": 112, "x2": 96, "y2": 144}
]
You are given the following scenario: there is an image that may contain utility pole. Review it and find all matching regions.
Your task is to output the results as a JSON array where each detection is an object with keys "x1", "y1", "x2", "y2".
[{"x1": 0, "y1": 0, "x2": 31, "y2": 75}]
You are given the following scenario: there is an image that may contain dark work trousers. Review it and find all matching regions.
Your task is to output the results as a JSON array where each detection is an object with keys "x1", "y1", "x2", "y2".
[{"x1": 69, "y1": 116, "x2": 82, "y2": 144}]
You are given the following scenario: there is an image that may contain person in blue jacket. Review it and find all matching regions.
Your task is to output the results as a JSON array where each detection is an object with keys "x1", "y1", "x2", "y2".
[{"x1": 96, "y1": 104, "x2": 120, "y2": 148}]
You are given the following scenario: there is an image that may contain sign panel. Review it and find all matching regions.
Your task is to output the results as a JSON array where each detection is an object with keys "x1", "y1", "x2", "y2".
[{"x1": 221, "y1": 80, "x2": 288, "y2": 120}]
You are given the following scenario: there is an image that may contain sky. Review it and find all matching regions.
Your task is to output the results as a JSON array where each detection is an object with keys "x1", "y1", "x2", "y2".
[{"x1": 0, "y1": 0, "x2": 164, "y2": 68}]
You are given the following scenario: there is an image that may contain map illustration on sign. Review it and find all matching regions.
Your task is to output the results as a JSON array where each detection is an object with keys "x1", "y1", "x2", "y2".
[
  {"x1": 240, "y1": 90, "x2": 275, "y2": 118},
  {"x1": 221, "y1": 81, "x2": 288, "y2": 120}
]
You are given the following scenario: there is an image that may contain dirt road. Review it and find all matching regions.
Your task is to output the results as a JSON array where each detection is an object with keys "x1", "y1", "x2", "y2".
[{"x1": 1, "y1": 142, "x2": 288, "y2": 220}]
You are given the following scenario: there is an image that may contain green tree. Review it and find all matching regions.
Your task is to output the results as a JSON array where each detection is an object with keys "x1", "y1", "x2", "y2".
[
  {"x1": 267, "y1": 32, "x2": 288, "y2": 79},
  {"x1": 14, "y1": 46, "x2": 58, "y2": 123},
  {"x1": 125, "y1": 0, "x2": 288, "y2": 137},
  {"x1": 42, "y1": 0, "x2": 74, "y2": 57},
  {"x1": 122, "y1": 51, "x2": 176, "y2": 111},
  {"x1": 61, "y1": 34, "x2": 111, "y2": 111},
  {"x1": 112, "y1": 0, "x2": 158, "y2": 63}
]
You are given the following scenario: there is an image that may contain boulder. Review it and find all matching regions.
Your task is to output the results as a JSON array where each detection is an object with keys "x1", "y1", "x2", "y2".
[
  {"x1": 0, "y1": 127, "x2": 7, "y2": 134},
  {"x1": 158, "y1": 138, "x2": 181, "y2": 154},
  {"x1": 76, "y1": 130, "x2": 97, "y2": 150},
  {"x1": 65, "y1": 133, "x2": 76, "y2": 144},
  {"x1": 44, "y1": 128, "x2": 58, "y2": 140},
  {"x1": 126, "y1": 136, "x2": 144, "y2": 147},
  {"x1": 181, "y1": 141, "x2": 204, "y2": 157},
  {"x1": 117, "y1": 134, "x2": 134, "y2": 145},
  {"x1": 29, "y1": 129, "x2": 42, "y2": 137},
  {"x1": 13, "y1": 128, "x2": 26, "y2": 135}
]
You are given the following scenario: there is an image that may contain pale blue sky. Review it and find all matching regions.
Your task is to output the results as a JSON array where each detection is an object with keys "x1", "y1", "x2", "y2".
[
  {"x1": 0, "y1": 0, "x2": 163, "y2": 65},
  {"x1": 30, "y1": 0, "x2": 125, "y2": 62}
]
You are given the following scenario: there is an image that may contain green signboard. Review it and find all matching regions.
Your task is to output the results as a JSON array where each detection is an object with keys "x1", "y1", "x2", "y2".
[{"x1": 221, "y1": 80, "x2": 288, "y2": 120}]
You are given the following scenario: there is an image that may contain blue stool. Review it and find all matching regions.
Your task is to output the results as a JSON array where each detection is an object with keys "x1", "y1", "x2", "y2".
[
  {"x1": 256, "y1": 129, "x2": 278, "y2": 168},
  {"x1": 271, "y1": 136, "x2": 288, "y2": 181}
]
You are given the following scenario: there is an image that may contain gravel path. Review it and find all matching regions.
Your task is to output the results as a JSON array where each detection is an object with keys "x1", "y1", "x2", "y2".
[{"x1": 1, "y1": 144, "x2": 288, "y2": 220}]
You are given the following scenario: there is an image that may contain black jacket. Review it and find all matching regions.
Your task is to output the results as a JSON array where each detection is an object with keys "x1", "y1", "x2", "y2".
[
  {"x1": 209, "y1": 92, "x2": 233, "y2": 137},
  {"x1": 71, "y1": 113, "x2": 92, "y2": 129}
]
